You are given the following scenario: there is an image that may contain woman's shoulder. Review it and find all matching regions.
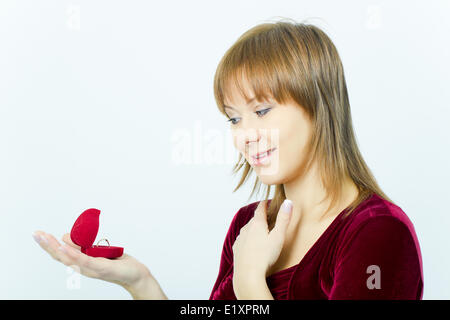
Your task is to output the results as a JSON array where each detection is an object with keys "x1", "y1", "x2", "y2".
[
  {"x1": 329, "y1": 194, "x2": 424, "y2": 300},
  {"x1": 336, "y1": 193, "x2": 423, "y2": 267},
  {"x1": 230, "y1": 200, "x2": 264, "y2": 228},
  {"x1": 343, "y1": 194, "x2": 418, "y2": 236}
]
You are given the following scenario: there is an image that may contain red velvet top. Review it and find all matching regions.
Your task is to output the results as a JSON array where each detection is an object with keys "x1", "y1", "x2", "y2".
[{"x1": 209, "y1": 193, "x2": 423, "y2": 300}]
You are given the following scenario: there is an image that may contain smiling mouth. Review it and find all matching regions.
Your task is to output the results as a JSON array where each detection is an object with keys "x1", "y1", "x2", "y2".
[
  {"x1": 252, "y1": 147, "x2": 276, "y2": 159},
  {"x1": 250, "y1": 147, "x2": 277, "y2": 164}
]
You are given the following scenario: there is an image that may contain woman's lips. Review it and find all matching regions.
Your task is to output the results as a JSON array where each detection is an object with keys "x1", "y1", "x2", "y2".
[{"x1": 251, "y1": 147, "x2": 277, "y2": 166}]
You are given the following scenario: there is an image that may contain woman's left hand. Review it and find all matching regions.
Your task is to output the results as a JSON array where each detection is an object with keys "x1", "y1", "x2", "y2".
[{"x1": 232, "y1": 199, "x2": 293, "y2": 293}]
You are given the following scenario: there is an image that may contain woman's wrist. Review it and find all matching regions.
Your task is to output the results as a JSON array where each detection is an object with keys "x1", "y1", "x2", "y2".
[{"x1": 122, "y1": 273, "x2": 168, "y2": 300}]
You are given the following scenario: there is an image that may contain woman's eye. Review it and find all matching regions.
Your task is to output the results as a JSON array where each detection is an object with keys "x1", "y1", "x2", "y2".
[
  {"x1": 227, "y1": 117, "x2": 240, "y2": 125},
  {"x1": 256, "y1": 108, "x2": 272, "y2": 117},
  {"x1": 227, "y1": 108, "x2": 271, "y2": 125}
]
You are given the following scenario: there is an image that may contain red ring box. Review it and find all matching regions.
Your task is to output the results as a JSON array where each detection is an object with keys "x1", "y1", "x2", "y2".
[{"x1": 70, "y1": 208, "x2": 124, "y2": 259}]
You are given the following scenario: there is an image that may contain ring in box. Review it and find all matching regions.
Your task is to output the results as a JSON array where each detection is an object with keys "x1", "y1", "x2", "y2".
[{"x1": 70, "y1": 208, "x2": 123, "y2": 259}]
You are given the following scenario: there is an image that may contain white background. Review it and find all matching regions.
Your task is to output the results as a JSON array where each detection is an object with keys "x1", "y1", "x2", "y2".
[{"x1": 1, "y1": 0, "x2": 449, "y2": 299}]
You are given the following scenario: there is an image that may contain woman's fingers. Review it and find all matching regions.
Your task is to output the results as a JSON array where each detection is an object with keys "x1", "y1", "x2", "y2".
[
  {"x1": 33, "y1": 231, "x2": 74, "y2": 266},
  {"x1": 45, "y1": 232, "x2": 110, "y2": 277},
  {"x1": 33, "y1": 231, "x2": 111, "y2": 279},
  {"x1": 34, "y1": 231, "x2": 149, "y2": 288},
  {"x1": 61, "y1": 233, "x2": 81, "y2": 250}
]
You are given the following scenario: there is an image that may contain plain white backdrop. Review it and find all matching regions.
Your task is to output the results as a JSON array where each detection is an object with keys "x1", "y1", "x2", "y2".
[{"x1": 1, "y1": 0, "x2": 449, "y2": 299}]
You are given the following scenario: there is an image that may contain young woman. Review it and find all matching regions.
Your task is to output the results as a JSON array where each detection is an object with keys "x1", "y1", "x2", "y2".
[{"x1": 32, "y1": 19, "x2": 423, "y2": 300}]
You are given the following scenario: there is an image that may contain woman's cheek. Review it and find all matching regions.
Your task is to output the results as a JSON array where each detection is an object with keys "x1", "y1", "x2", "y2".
[{"x1": 233, "y1": 129, "x2": 253, "y2": 162}]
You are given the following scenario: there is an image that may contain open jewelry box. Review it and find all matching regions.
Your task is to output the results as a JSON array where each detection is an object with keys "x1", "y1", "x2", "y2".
[{"x1": 70, "y1": 208, "x2": 123, "y2": 259}]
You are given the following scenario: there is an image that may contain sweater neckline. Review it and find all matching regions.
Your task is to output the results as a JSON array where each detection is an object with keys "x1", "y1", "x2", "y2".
[{"x1": 265, "y1": 200, "x2": 355, "y2": 280}]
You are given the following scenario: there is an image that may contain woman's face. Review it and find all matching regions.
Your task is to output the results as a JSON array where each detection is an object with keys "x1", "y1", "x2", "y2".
[{"x1": 224, "y1": 85, "x2": 313, "y2": 185}]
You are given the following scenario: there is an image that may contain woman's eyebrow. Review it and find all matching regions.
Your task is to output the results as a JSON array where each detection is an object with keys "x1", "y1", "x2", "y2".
[{"x1": 224, "y1": 97, "x2": 259, "y2": 111}]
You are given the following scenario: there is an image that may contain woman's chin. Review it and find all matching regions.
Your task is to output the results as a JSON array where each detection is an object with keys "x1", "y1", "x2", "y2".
[{"x1": 254, "y1": 167, "x2": 284, "y2": 185}]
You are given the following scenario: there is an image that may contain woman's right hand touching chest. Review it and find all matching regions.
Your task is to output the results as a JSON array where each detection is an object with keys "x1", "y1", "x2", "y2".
[{"x1": 32, "y1": 231, "x2": 168, "y2": 299}]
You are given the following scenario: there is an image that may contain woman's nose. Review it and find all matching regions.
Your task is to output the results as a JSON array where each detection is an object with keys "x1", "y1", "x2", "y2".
[
  {"x1": 245, "y1": 128, "x2": 260, "y2": 145},
  {"x1": 233, "y1": 127, "x2": 261, "y2": 151}
]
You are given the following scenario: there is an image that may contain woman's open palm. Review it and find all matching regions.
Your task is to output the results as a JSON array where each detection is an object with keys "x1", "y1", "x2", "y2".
[{"x1": 32, "y1": 231, "x2": 150, "y2": 288}]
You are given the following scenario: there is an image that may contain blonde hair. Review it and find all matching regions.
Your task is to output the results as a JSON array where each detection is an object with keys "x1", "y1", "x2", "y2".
[{"x1": 213, "y1": 18, "x2": 393, "y2": 228}]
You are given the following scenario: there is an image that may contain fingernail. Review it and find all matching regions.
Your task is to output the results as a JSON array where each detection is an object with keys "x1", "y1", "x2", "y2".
[
  {"x1": 39, "y1": 235, "x2": 48, "y2": 244},
  {"x1": 58, "y1": 245, "x2": 67, "y2": 253},
  {"x1": 32, "y1": 233, "x2": 41, "y2": 243},
  {"x1": 281, "y1": 199, "x2": 293, "y2": 213}
]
